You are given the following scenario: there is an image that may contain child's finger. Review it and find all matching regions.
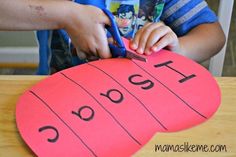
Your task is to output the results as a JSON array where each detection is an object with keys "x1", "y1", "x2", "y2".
[
  {"x1": 130, "y1": 23, "x2": 151, "y2": 52},
  {"x1": 108, "y1": 37, "x2": 114, "y2": 44},
  {"x1": 103, "y1": 15, "x2": 111, "y2": 26},
  {"x1": 97, "y1": 41, "x2": 111, "y2": 59},
  {"x1": 130, "y1": 28, "x2": 143, "y2": 51},
  {"x1": 76, "y1": 48, "x2": 87, "y2": 60},
  {"x1": 144, "y1": 26, "x2": 170, "y2": 55},
  {"x1": 136, "y1": 22, "x2": 164, "y2": 54},
  {"x1": 96, "y1": 30, "x2": 112, "y2": 59},
  {"x1": 151, "y1": 33, "x2": 174, "y2": 52},
  {"x1": 87, "y1": 55, "x2": 100, "y2": 61}
]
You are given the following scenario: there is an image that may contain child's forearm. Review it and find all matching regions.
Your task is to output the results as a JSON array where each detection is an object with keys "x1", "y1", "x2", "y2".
[
  {"x1": 0, "y1": 0, "x2": 111, "y2": 58},
  {"x1": 178, "y1": 22, "x2": 226, "y2": 63},
  {"x1": 0, "y1": 0, "x2": 73, "y2": 31}
]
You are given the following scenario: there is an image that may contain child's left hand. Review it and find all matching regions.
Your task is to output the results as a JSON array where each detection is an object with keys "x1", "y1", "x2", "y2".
[{"x1": 130, "y1": 22, "x2": 180, "y2": 55}]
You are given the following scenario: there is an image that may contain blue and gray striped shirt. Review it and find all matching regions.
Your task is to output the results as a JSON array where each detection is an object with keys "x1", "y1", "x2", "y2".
[{"x1": 162, "y1": 0, "x2": 217, "y2": 36}]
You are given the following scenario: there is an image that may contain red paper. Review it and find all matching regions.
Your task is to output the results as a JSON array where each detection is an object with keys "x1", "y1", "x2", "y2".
[{"x1": 16, "y1": 39, "x2": 221, "y2": 157}]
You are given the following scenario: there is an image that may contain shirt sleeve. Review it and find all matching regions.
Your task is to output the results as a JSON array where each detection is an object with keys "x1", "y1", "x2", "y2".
[{"x1": 161, "y1": 0, "x2": 218, "y2": 36}]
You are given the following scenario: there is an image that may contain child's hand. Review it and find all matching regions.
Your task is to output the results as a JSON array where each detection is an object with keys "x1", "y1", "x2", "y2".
[
  {"x1": 63, "y1": 4, "x2": 112, "y2": 60},
  {"x1": 130, "y1": 22, "x2": 180, "y2": 55}
]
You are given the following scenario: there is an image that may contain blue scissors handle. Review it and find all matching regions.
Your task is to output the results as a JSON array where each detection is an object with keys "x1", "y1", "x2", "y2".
[{"x1": 102, "y1": 8, "x2": 126, "y2": 58}]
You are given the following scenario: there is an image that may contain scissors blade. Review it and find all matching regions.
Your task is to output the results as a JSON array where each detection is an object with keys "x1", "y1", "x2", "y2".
[
  {"x1": 126, "y1": 50, "x2": 147, "y2": 62},
  {"x1": 122, "y1": 37, "x2": 147, "y2": 62}
]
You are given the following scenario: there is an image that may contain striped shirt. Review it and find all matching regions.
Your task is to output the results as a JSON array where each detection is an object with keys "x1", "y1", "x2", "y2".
[
  {"x1": 162, "y1": 0, "x2": 217, "y2": 36},
  {"x1": 36, "y1": 0, "x2": 217, "y2": 75}
]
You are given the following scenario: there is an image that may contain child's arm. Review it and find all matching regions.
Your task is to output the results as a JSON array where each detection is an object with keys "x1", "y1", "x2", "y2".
[
  {"x1": 0, "y1": 0, "x2": 111, "y2": 59},
  {"x1": 130, "y1": 21, "x2": 225, "y2": 63},
  {"x1": 178, "y1": 22, "x2": 225, "y2": 62}
]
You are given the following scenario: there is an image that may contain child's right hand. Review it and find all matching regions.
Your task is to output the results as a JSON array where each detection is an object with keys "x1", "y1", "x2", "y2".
[
  {"x1": 63, "y1": 3, "x2": 112, "y2": 60},
  {"x1": 130, "y1": 22, "x2": 180, "y2": 55}
]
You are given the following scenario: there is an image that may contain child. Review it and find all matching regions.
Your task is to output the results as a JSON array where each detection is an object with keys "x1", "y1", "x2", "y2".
[
  {"x1": 0, "y1": 0, "x2": 225, "y2": 75},
  {"x1": 37, "y1": 0, "x2": 225, "y2": 74}
]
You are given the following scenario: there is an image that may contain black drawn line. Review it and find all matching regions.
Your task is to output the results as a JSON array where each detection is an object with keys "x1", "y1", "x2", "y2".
[
  {"x1": 29, "y1": 91, "x2": 97, "y2": 157},
  {"x1": 60, "y1": 72, "x2": 142, "y2": 146},
  {"x1": 179, "y1": 74, "x2": 196, "y2": 83},
  {"x1": 87, "y1": 63, "x2": 168, "y2": 131},
  {"x1": 154, "y1": 61, "x2": 196, "y2": 83},
  {"x1": 133, "y1": 61, "x2": 207, "y2": 119},
  {"x1": 155, "y1": 61, "x2": 187, "y2": 77}
]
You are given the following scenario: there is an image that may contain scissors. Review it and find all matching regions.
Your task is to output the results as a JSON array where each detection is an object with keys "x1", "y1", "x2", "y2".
[{"x1": 102, "y1": 9, "x2": 147, "y2": 62}]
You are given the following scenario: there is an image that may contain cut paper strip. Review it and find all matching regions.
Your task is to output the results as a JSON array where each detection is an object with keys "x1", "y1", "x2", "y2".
[{"x1": 16, "y1": 40, "x2": 221, "y2": 157}]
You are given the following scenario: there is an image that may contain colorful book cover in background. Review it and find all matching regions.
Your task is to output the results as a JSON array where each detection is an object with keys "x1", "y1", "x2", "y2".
[{"x1": 106, "y1": 0, "x2": 165, "y2": 38}]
